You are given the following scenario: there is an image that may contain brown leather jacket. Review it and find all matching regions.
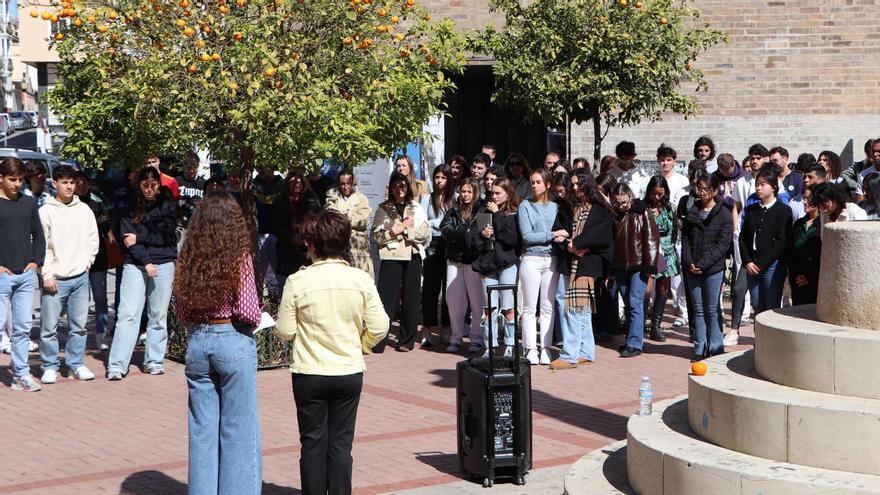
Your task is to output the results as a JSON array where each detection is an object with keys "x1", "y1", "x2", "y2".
[{"x1": 612, "y1": 199, "x2": 660, "y2": 274}]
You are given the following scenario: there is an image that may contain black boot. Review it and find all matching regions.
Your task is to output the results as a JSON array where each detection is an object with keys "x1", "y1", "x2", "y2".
[{"x1": 649, "y1": 318, "x2": 666, "y2": 342}]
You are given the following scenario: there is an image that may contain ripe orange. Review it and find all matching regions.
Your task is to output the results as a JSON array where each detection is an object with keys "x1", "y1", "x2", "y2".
[
  {"x1": 219, "y1": 5, "x2": 229, "y2": 13},
  {"x1": 87, "y1": 15, "x2": 96, "y2": 22},
  {"x1": 187, "y1": 65, "x2": 198, "y2": 74},
  {"x1": 620, "y1": 0, "x2": 627, "y2": 5},
  {"x1": 635, "y1": 1, "x2": 642, "y2": 7},
  {"x1": 406, "y1": 0, "x2": 415, "y2": 6},
  {"x1": 691, "y1": 361, "x2": 708, "y2": 376},
  {"x1": 235, "y1": 0, "x2": 246, "y2": 6},
  {"x1": 376, "y1": 25, "x2": 386, "y2": 32},
  {"x1": 212, "y1": 53, "x2": 220, "y2": 61},
  {"x1": 179, "y1": 0, "x2": 189, "y2": 7},
  {"x1": 30, "y1": 10, "x2": 39, "y2": 18},
  {"x1": 41, "y1": 11, "x2": 51, "y2": 19},
  {"x1": 264, "y1": 67, "x2": 277, "y2": 77},
  {"x1": 233, "y1": 32, "x2": 244, "y2": 41},
  {"x1": 229, "y1": 82, "x2": 239, "y2": 90},
  {"x1": 399, "y1": 49, "x2": 409, "y2": 58},
  {"x1": 377, "y1": 7, "x2": 387, "y2": 16},
  {"x1": 195, "y1": 39, "x2": 206, "y2": 48},
  {"x1": 343, "y1": 36, "x2": 353, "y2": 45},
  {"x1": 55, "y1": 33, "x2": 65, "y2": 40},
  {"x1": 201, "y1": 24, "x2": 212, "y2": 33},
  {"x1": 390, "y1": 15, "x2": 399, "y2": 23},
  {"x1": 50, "y1": 14, "x2": 59, "y2": 22},
  {"x1": 394, "y1": 33, "x2": 404, "y2": 42},
  {"x1": 659, "y1": 17, "x2": 668, "y2": 25},
  {"x1": 183, "y1": 27, "x2": 195, "y2": 36},
  {"x1": 199, "y1": 53, "x2": 211, "y2": 62},
  {"x1": 73, "y1": 18, "x2": 83, "y2": 27},
  {"x1": 108, "y1": 11, "x2": 118, "y2": 20},
  {"x1": 97, "y1": 24, "x2": 109, "y2": 33},
  {"x1": 176, "y1": 19, "x2": 186, "y2": 27}
]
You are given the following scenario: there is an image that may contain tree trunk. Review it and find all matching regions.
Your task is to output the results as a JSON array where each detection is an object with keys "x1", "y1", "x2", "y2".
[
  {"x1": 592, "y1": 104, "x2": 602, "y2": 163},
  {"x1": 238, "y1": 145, "x2": 264, "y2": 299}
]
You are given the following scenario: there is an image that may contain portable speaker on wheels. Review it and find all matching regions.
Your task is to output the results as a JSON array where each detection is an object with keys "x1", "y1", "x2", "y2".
[{"x1": 456, "y1": 283, "x2": 532, "y2": 487}]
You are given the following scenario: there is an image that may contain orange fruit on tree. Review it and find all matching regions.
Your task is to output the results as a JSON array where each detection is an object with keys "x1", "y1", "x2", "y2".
[
  {"x1": 377, "y1": 7, "x2": 387, "y2": 16},
  {"x1": 399, "y1": 49, "x2": 409, "y2": 58},
  {"x1": 236, "y1": 0, "x2": 246, "y2": 6},
  {"x1": 619, "y1": 0, "x2": 627, "y2": 5},
  {"x1": 50, "y1": 14, "x2": 59, "y2": 22},
  {"x1": 219, "y1": 5, "x2": 229, "y2": 13},
  {"x1": 211, "y1": 53, "x2": 221, "y2": 61},
  {"x1": 390, "y1": 15, "x2": 399, "y2": 23},
  {"x1": 87, "y1": 15, "x2": 96, "y2": 22},
  {"x1": 187, "y1": 65, "x2": 198, "y2": 74},
  {"x1": 41, "y1": 11, "x2": 51, "y2": 19},
  {"x1": 406, "y1": 0, "x2": 415, "y2": 6},
  {"x1": 343, "y1": 36, "x2": 353, "y2": 45},
  {"x1": 73, "y1": 18, "x2": 83, "y2": 27},
  {"x1": 108, "y1": 11, "x2": 118, "y2": 20},
  {"x1": 394, "y1": 33, "x2": 404, "y2": 42},
  {"x1": 362, "y1": 0, "x2": 371, "y2": 4},
  {"x1": 179, "y1": 0, "x2": 189, "y2": 7},
  {"x1": 376, "y1": 24, "x2": 386, "y2": 32},
  {"x1": 195, "y1": 39, "x2": 206, "y2": 48},
  {"x1": 691, "y1": 361, "x2": 708, "y2": 376},
  {"x1": 635, "y1": 1, "x2": 642, "y2": 7},
  {"x1": 183, "y1": 27, "x2": 195, "y2": 36},
  {"x1": 264, "y1": 67, "x2": 276, "y2": 77},
  {"x1": 229, "y1": 82, "x2": 239, "y2": 90},
  {"x1": 97, "y1": 24, "x2": 109, "y2": 32},
  {"x1": 176, "y1": 19, "x2": 186, "y2": 27},
  {"x1": 290, "y1": 51, "x2": 299, "y2": 60},
  {"x1": 182, "y1": 9, "x2": 192, "y2": 16},
  {"x1": 201, "y1": 24, "x2": 212, "y2": 33},
  {"x1": 30, "y1": 10, "x2": 39, "y2": 18},
  {"x1": 659, "y1": 17, "x2": 668, "y2": 24},
  {"x1": 199, "y1": 53, "x2": 211, "y2": 62},
  {"x1": 423, "y1": 13, "x2": 430, "y2": 20},
  {"x1": 55, "y1": 33, "x2": 65, "y2": 40},
  {"x1": 233, "y1": 32, "x2": 243, "y2": 41}
]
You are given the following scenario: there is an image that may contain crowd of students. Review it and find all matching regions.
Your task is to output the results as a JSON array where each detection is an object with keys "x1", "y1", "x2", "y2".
[{"x1": 1, "y1": 137, "x2": 879, "y2": 391}]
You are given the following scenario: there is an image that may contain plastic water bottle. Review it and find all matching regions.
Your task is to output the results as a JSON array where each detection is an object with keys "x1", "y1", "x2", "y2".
[{"x1": 638, "y1": 376, "x2": 653, "y2": 416}]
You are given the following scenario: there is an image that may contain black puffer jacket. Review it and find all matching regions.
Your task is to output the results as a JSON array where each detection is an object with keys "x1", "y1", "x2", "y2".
[
  {"x1": 681, "y1": 199, "x2": 733, "y2": 276},
  {"x1": 468, "y1": 209, "x2": 520, "y2": 275},
  {"x1": 440, "y1": 201, "x2": 483, "y2": 264},
  {"x1": 121, "y1": 197, "x2": 178, "y2": 266}
]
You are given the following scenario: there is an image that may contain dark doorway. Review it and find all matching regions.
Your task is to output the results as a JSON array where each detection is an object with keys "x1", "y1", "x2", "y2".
[{"x1": 443, "y1": 65, "x2": 552, "y2": 169}]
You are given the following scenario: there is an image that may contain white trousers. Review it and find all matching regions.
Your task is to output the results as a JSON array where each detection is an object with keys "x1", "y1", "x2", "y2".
[
  {"x1": 446, "y1": 262, "x2": 485, "y2": 345},
  {"x1": 519, "y1": 254, "x2": 559, "y2": 350}
]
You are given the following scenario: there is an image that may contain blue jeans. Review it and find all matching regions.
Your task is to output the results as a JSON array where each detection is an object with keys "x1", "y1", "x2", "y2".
[
  {"x1": 186, "y1": 323, "x2": 262, "y2": 495},
  {"x1": 560, "y1": 276, "x2": 595, "y2": 363},
  {"x1": 108, "y1": 262, "x2": 175, "y2": 374},
  {"x1": 747, "y1": 260, "x2": 787, "y2": 315},
  {"x1": 0, "y1": 271, "x2": 38, "y2": 378},
  {"x1": 686, "y1": 271, "x2": 724, "y2": 357},
  {"x1": 40, "y1": 272, "x2": 91, "y2": 371},
  {"x1": 482, "y1": 264, "x2": 517, "y2": 347},
  {"x1": 554, "y1": 275, "x2": 569, "y2": 346},
  {"x1": 613, "y1": 269, "x2": 648, "y2": 351},
  {"x1": 89, "y1": 271, "x2": 109, "y2": 335}
]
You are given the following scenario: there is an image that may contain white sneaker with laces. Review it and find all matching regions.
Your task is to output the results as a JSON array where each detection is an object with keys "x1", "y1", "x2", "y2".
[
  {"x1": 539, "y1": 348, "x2": 551, "y2": 365},
  {"x1": 96, "y1": 333, "x2": 109, "y2": 351},
  {"x1": 71, "y1": 366, "x2": 96, "y2": 381},
  {"x1": 673, "y1": 318, "x2": 687, "y2": 328},
  {"x1": 40, "y1": 369, "x2": 57, "y2": 384},
  {"x1": 526, "y1": 348, "x2": 539, "y2": 365},
  {"x1": 28, "y1": 340, "x2": 39, "y2": 352},
  {"x1": 723, "y1": 330, "x2": 739, "y2": 346}
]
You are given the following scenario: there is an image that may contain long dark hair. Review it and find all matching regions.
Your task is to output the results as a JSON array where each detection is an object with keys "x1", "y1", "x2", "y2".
[
  {"x1": 430, "y1": 164, "x2": 455, "y2": 215},
  {"x1": 818, "y1": 150, "x2": 842, "y2": 179},
  {"x1": 644, "y1": 175, "x2": 672, "y2": 212},
  {"x1": 283, "y1": 169, "x2": 314, "y2": 202},
  {"x1": 457, "y1": 177, "x2": 481, "y2": 221},
  {"x1": 133, "y1": 166, "x2": 171, "y2": 224},
  {"x1": 174, "y1": 192, "x2": 251, "y2": 319},
  {"x1": 571, "y1": 171, "x2": 610, "y2": 210},
  {"x1": 490, "y1": 177, "x2": 521, "y2": 214}
]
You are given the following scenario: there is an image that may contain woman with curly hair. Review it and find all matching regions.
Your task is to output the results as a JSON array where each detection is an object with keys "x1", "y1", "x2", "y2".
[
  {"x1": 107, "y1": 166, "x2": 178, "y2": 379},
  {"x1": 173, "y1": 192, "x2": 263, "y2": 495}
]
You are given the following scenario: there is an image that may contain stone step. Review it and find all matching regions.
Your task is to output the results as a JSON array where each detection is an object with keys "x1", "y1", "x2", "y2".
[
  {"x1": 628, "y1": 397, "x2": 880, "y2": 495},
  {"x1": 754, "y1": 304, "x2": 880, "y2": 399},
  {"x1": 563, "y1": 440, "x2": 633, "y2": 495},
  {"x1": 689, "y1": 350, "x2": 880, "y2": 475}
]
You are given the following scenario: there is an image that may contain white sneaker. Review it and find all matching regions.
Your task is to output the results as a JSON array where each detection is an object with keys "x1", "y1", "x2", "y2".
[
  {"x1": 95, "y1": 333, "x2": 109, "y2": 351},
  {"x1": 0, "y1": 343, "x2": 10, "y2": 354},
  {"x1": 28, "y1": 340, "x2": 39, "y2": 352},
  {"x1": 723, "y1": 330, "x2": 739, "y2": 346},
  {"x1": 539, "y1": 348, "x2": 551, "y2": 365},
  {"x1": 137, "y1": 332, "x2": 147, "y2": 345},
  {"x1": 526, "y1": 348, "x2": 539, "y2": 365},
  {"x1": 673, "y1": 318, "x2": 688, "y2": 328},
  {"x1": 71, "y1": 366, "x2": 96, "y2": 381},
  {"x1": 40, "y1": 369, "x2": 57, "y2": 384}
]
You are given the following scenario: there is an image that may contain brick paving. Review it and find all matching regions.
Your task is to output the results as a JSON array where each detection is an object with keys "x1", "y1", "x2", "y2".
[{"x1": 0, "y1": 305, "x2": 754, "y2": 495}]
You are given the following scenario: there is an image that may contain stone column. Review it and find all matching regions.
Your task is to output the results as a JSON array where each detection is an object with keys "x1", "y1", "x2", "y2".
[{"x1": 816, "y1": 221, "x2": 880, "y2": 330}]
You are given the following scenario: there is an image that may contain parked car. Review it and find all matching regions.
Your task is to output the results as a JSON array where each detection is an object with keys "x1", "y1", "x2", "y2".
[
  {"x1": 27, "y1": 111, "x2": 40, "y2": 129},
  {"x1": 0, "y1": 148, "x2": 74, "y2": 194},
  {"x1": 0, "y1": 114, "x2": 12, "y2": 136},
  {"x1": 10, "y1": 112, "x2": 32, "y2": 130}
]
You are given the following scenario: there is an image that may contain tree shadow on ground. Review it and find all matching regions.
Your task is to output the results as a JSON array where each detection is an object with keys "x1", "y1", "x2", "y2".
[{"x1": 119, "y1": 471, "x2": 301, "y2": 495}]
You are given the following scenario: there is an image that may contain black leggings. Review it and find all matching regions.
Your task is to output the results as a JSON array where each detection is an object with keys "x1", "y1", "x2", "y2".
[
  {"x1": 730, "y1": 265, "x2": 748, "y2": 329},
  {"x1": 421, "y1": 239, "x2": 449, "y2": 327}
]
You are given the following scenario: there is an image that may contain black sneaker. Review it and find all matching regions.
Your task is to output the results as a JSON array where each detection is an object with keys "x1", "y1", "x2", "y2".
[{"x1": 619, "y1": 346, "x2": 642, "y2": 358}]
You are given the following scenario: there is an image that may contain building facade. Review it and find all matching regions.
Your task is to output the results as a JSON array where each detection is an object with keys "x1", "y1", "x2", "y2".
[{"x1": 424, "y1": 0, "x2": 879, "y2": 166}]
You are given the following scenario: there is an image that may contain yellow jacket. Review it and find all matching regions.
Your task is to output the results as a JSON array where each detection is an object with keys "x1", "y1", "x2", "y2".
[{"x1": 275, "y1": 259, "x2": 389, "y2": 375}]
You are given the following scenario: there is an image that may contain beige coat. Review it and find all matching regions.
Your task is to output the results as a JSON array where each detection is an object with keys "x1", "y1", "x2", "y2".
[
  {"x1": 372, "y1": 200, "x2": 430, "y2": 261},
  {"x1": 325, "y1": 188, "x2": 374, "y2": 277}
]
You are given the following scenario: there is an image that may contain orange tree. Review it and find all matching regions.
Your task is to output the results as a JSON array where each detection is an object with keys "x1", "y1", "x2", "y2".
[
  {"x1": 35, "y1": 0, "x2": 466, "y2": 175},
  {"x1": 471, "y1": 0, "x2": 727, "y2": 160}
]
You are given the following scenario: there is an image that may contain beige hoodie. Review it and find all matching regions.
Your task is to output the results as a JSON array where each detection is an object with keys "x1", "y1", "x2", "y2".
[{"x1": 39, "y1": 195, "x2": 99, "y2": 281}]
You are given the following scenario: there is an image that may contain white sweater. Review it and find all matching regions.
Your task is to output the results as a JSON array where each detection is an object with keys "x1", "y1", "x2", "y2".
[{"x1": 39, "y1": 195, "x2": 99, "y2": 281}]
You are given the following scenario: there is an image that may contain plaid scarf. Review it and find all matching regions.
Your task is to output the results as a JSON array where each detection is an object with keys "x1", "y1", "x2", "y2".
[{"x1": 565, "y1": 205, "x2": 596, "y2": 312}]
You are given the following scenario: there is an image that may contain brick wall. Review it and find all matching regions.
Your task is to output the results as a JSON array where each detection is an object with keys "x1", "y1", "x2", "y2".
[{"x1": 424, "y1": 0, "x2": 880, "y2": 163}]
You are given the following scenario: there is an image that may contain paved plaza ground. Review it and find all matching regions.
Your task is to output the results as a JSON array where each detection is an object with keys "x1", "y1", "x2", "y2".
[{"x1": 0, "y1": 291, "x2": 754, "y2": 495}]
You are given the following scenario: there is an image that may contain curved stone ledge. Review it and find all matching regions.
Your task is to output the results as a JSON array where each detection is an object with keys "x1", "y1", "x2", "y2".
[
  {"x1": 754, "y1": 305, "x2": 880, "y2": 399},
  {"x1": 628, "y1": 397, "x2": 880, "y2": 495},
  {"x1": 689, "y1": 350, "x2": 880, "y2": 476},
  {"x1": 563, "y1": 440, "x2": 633, "y2": 495}
]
